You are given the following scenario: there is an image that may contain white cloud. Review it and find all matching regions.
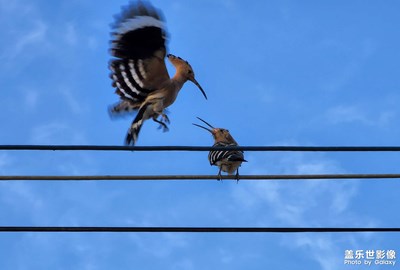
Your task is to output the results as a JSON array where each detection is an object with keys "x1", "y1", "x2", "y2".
[
  {"x1": 0, "y1": 1, "x2": 98, "y2": 68},
  {"x1": 24, "y1": 90, "x2": 40, "y2": 110},
  {"x1": 30, "y1": 122, "x2": 86, "y2": 144},
  {"x1": 171, "y1": 259, "x2": 195, "y2": 270},
  {"x1": 65, "y1": 23, "x2": 78, "y2": 46},
  {"x1": 233, "y1": 151, "x2": 355, "y2": 224},
  {"x1": 288, "y1": 234, "x2": 342, "y2": 270},
  {"x1": 0, "y1": 0, "x2": 50, "y2": 71},
  {"x1": 15, "y1": 20, "x2": 48, "y2": 55},
  {"x1": 326, "y1": 105, "x2": 395, "y2": 127},
  {"x1": 30, "y1": 122, "x2": 68, "y2": 144},
  {"x1": 0, "y1": 153, "x2": 44, "y2": 223},
  {"x1": 0, "y1": 18, "x2": 48, "y2": 62},
  {"x1": 59, "y1": 87, "x2": 86, "y2": 115},
  {"x1": 0, "y1": 153, "x2": 10, "y2": 172},
  {"x1": 0, "y1": 0, "x2": 34, "y2": 16},
  {"x1": 319, "y1": 39, "x2": 377, "y2": 93},
  {"x1": 0, "y1": 181, "x2": 44, "y2": 215},
  {"x1": 231, "y1": 149, "x2": 374, "y2": 270},
  {"x1": 219, "y1": 0, "x2": 237, "y2": 10},
  {"x1": 128, "y1": 233, "x2": 188, "y2": 258}
]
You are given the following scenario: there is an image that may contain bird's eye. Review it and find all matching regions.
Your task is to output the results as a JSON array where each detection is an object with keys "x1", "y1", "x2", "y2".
[{"x1": 188, "y1": 70, "x2": 192, "y2": 74}]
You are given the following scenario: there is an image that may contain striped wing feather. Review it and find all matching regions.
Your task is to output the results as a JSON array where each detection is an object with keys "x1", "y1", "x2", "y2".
[
  {"x1": 109, "y1": 1, "x2": 170, "y2": 105},
  {"x1": 208, "y1": 142, "x2": 245, "y2": 166}
]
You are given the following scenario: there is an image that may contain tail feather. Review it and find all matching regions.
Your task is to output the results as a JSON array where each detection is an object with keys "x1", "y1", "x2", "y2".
[
  {"x1": 109, "y1": 100, "x2": 141, "y2": 117},
  {"x1": 125, "y1": 103, "x2": 149, "y2": 145},
  {"x1": 227, "y1": 153, "x2": 247, "y2": 162}
]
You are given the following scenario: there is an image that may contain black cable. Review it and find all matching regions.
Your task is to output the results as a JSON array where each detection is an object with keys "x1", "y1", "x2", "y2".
[
  {"x1": 1, "y1": 174, "x2": 400, "y2": 181},
  {"x1": 0, "y1": 226, "x2": 399, "y2": 233},
  {"x1": 2, "y1": 145, "x2": 400, "y2": 152}
]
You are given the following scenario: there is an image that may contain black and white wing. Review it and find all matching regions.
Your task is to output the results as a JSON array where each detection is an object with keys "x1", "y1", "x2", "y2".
[
  {"x1": 208, "y1": 142, "x2": 246, "y2": 166},
  {"x1": 109, "y1": 1, "x2": 170, "y2": 113}
]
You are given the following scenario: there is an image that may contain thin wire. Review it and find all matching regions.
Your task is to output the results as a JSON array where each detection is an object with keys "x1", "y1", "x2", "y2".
[
  {"x1": 1, "y1": 174, "x2": 400, "y2": 181},
  {"x1": 2, "y1": 145, "x2": 400, "y2": 152},
  {"x1": 0, "y1": 226, "x2": 399, "y2": 233}
]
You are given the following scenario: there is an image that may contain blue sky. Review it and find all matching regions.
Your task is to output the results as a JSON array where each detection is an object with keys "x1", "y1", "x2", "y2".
[{"x1": 1, "y1": 0, "x2": 400, "y2": 269}]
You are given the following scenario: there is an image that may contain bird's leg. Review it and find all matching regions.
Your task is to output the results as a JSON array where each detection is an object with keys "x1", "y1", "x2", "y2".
[
  {"x1": 235, "y1": 168, "x2": 240, "y2": 183},
  {"x1": 150, "y1": 101, "x2": 169, "y2": 131},
  {"x1": 217, "y1": 168, "x2": 223, "y2": 181}
]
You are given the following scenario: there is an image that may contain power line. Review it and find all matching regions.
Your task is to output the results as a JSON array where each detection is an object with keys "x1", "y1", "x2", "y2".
[
  {"x1": 0, "y1": 226, "x2": 399, "y2": 233},
  {"x1": 1, "y1": 145, "x2": 400, "y2": 235},
  {"x1": 2, "y1": 145, "x2": 400, "y2": 152},
  {"x1": 1, "y1": 174, "x2": 400, "y2": 181}
]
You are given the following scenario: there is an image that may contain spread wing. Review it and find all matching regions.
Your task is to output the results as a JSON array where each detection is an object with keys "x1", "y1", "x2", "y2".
[{"x1": 109, "y1": 1, "x2": 170, "y2": 110}]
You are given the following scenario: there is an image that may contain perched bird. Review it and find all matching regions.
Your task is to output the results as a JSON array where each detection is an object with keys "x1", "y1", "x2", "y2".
[
  {"x1": 193, "y1": 117, "x2": 247, "y2": 181},
  {"x1": 109, "y1": 1, "x2": 207, "y2": 145}
]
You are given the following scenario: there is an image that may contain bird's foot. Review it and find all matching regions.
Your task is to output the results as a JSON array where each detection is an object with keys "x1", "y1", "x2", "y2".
[
  {"x1": 157, "y1": 122, "x2": 169, "y2": 132},
  {"x1": 153, "y1": 116, "x2": 169, "y2": 132},
  {"x1": 161, "y1": 114, "x2": 170, "y2": 124},
  {"x1": 235, "y1": 173, "x2": 240, "y2": 183}
]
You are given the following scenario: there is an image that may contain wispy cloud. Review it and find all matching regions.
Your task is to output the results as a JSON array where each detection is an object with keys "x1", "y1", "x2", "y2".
[
  {"x1": 326, "y1": 105, "x2": 395, "y2": 127},
  {"x1": 171, "y1": 259, "x2": 195, "y2": 270},
  {"x1": 231, "y1": 149, "x2": 371, "y2": 270},
  {"x1": 0, "y1": 0, "x2": 100, "y2": 68},
  {"x1": 65, "y1": 22, "x2": 78, "y2": 46},
  {"x1": 58, "y1": 87, "x2": 87, "y2": 115},
  {"x1": 287, "y1": 234, "x2": 342, "y2": 270},
  {"x1": 23, "y1": 90, "x2": 40, "y2": 110},
  {"x1": 128, "y1": 233, "x2": 189, "y2": 258},
  {"x1": 0, "y1": 181, "x2": 44, "y2": 223},
  {"x1": 320, "y1": 39, "x2": 377, "y2": 92},
  {"x1": 233, "y1": 151, "x2": 356, "y2": 224},
  {"x1": 14, "y1": 20, "x2": 48, "y2": 57},
  {"x1": 30, "y1": 122, "x2": 86, "y2": 144},
  {"x1": 219, "y1": 0, "x2": 237, "y2": 10},
  {"x1": 0, "y1": 20, "x2": 48, "y2": 65},
  {"x1": 0, "y1": 0, "x2": 49, "y2": 72},
  {"x1": 0, "y1": 153, "x2": 10, "y2": 172},
  {"x1": 0, "y1": 0, "x2": 35, "y2": 16}
]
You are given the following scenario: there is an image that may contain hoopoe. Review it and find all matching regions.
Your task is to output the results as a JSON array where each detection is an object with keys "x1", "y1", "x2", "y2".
[
  {"x1": 193, "y1": 117, "x2": 247, "y2": 181},
  {"x1": 109, "y1": 1, "x2": 207, "y2": 145}
]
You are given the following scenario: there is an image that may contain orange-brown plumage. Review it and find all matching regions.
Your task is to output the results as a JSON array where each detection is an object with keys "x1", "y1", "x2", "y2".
[
  {"x1": 193, "y1": 117, "x2": 247, "y2": 181},
  {"x1": 109, "y1": 2, "x2": 207, "y2": 145}
]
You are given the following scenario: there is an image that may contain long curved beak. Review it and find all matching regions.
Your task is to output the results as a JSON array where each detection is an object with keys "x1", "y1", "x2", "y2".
[
  {"x1": 190, "y1": 78, "x2": 207, "y2": 100},
  {"x1": 192, "y1": 117, "x2": 214, "y2": 133},
  {"x1": 192, "y1": 123, "x2": 212, "y2": 133}
]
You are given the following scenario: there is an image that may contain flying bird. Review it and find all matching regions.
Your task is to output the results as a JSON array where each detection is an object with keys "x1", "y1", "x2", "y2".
[
  {"x1": 193, "y1": 117, "x2": 247, "y2": 181},
  {"x1": 109, "y1": 1, "x2": 207, "y2": 145}
]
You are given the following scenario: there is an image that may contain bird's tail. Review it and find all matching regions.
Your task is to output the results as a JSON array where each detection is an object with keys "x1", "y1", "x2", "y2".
[
  {"x1": 228, "y1": 152, "x2": 248, "y2": 162},
  {"x1": 109, "y1": 100, "x2": 141, "y2": 117},
  {"x1": 125, "y1": 103, "x2": 149, "y2": 145}
]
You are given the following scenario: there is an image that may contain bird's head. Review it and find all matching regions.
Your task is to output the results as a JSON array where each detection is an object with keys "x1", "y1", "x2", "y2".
[
  {"x1": 167, "y1": 54, "x2": 207, "y2": 99},
  {"x1": 193, "y1": 117, "x2": 236, "y2": 143}
]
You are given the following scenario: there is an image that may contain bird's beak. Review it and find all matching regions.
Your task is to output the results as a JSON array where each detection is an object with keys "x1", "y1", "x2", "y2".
[
  {"x1": 192, "y1": 117, "x2": 214, "y2": 133},
  {"x1": 190, "y1": 78, "x2": 207, "y2": 100}
]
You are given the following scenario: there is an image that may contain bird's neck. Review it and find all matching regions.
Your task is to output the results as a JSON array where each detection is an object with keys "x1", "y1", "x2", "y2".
[
  {"x1": 171, "y1": 71, "x2": 187, "y2": 91},
  {"x1": 158, "y1": 73, "x2": 187, "y2": 107}
]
